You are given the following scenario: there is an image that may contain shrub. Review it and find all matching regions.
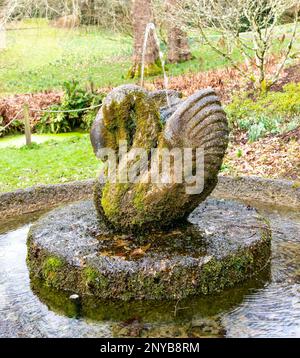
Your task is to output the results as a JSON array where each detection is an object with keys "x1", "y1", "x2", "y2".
[
  {"x1": 37, "y1": 80, "x2": 105, "y2": 134},
  {"x1": 226, "y1": 83, "x2": 300, "y2": 141},
  {"x1": 0, "y1": 117, "x2": 24, "y2": 137},
  {"x1": 237, "y1": 115, "x2": 283, "y2": 142}
]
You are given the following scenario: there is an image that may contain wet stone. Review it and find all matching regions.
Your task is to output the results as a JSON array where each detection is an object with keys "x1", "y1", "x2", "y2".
[{"x1": 27, "y1": 199, "x2": 271, "y2": 300}]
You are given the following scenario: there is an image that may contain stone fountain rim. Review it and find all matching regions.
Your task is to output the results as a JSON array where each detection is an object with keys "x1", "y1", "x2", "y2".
[{"x1": 0, "y1": 175, "x2": 299, "y2": 221}]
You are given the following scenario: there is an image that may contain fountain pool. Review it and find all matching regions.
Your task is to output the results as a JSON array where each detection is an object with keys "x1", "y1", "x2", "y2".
[{"x1": 0, "y1": 202, "x2": 299, "y2": 338}]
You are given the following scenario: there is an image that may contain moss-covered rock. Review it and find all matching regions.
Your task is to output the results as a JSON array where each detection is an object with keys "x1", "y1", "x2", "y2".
[
  {"x1": 27, "y1": 199, "x2": 271, "y2": 300},
  {"x1": 127, "y1": 59, "x2": 164, "y2": 79}
]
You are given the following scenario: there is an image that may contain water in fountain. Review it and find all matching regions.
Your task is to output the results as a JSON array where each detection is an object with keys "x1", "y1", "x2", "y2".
[{"x1": 140, "y1": 22, "x2": 170, "y2": 107}]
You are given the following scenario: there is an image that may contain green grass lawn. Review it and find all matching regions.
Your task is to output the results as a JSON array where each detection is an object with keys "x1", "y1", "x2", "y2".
[
  {"x1": 1, "y1": 20, "x2": 299, "y2": 96},
  {"x1": 0, "y1": 21, "x2": 132, "y2": 95},
  {"x1": 0, "y1": 19, "x2": 236, "y2": 96},
  {"x1": 0, "y1": 134, "x2": 100, "y2": 193},
  {"x1": 0, "y1": 132, "x2": 85, "y2": 148}
]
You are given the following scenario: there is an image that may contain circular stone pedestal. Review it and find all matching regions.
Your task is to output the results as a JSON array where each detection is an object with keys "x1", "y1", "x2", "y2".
[{"x1": 27, "y1": 199, "x2": 271, "y2": 300}]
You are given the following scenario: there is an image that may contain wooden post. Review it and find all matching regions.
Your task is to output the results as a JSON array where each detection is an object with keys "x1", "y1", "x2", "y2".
[{"x1": 23, "y1": 104, "x2": 32, "y2": 146}]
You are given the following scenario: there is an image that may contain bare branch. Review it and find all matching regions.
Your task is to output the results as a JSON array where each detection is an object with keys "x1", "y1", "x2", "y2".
[
  {"x1": 270, "y1": 5, "x2": 299, "y2": 87},
  {"x1": 164, "y1": 0, "x2": 299, "y2": 91}
]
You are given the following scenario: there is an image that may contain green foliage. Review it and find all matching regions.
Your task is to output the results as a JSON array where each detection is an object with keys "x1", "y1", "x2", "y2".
[
  {"x1": 226, "y1": 83, "x2": 300, "y2": 142},
  {"x1": 0, "y1": 25, "x2": 133, "y2": 95},
  {"x1": 228, "y1": 83, "x2": 300, "y2": 118},
  {"x1": 81, "y1": 110, "x2": 98, "y2": 131},
  {"x1": 37, "y1": 80, "x2": 105, "y2": 134},
  {"x1": 0, "y1": 117, "x2": 23, "y2": 137},
  {"x1": 237, "y1": 115, "x2": 283, "y2": 142}
]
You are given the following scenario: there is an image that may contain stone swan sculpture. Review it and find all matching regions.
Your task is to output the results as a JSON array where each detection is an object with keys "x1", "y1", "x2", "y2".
[
  {"x1": 90, "y1": 84, "x2": 229, "y2": 233},
  {"x1": 27, "y1": 86, "x2": 270, "y2": 302}
]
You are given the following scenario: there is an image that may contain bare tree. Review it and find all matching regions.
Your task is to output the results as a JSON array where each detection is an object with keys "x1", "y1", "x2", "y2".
[
  {"x1": 171, "y1": 0, "x2": 299, "y2": 91},
  {"x1": 0, "y1": 1, "x2": 74, "y2": 24},
  {"x1": 0, "y1": 0, "x2": 133, "y2": 33},
  {"x1": 0, "y1": 0, "x2": 19, "y2": 26},
  {"x1": 80, "y1": 0, "x2": 133, "y2": 34},
  {"x1": 128, "y1": 0, "x2": 160, "y2": 78},
  {"x1": 166, "y1": 0, "x2": 192, "y2": 63}
]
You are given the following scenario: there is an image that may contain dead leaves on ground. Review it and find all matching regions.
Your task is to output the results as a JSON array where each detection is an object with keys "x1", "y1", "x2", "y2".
[
  {"x1": 130, "y1": 243, "x2": 151, "y2": 258},
  {"x1": 98, "y1": 237, "x2": 152, "y2": 260},
  {"x1": 224, "y1": 133, "x2": 300, "y2": 180},
  {"x1": 149, "y1": 66, "x2": 242, "y2": 103}
]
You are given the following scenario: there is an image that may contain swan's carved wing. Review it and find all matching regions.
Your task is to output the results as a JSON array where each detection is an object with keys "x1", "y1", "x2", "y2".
[{"x1": 164, "y1": 87, "x2": 229, "y2": 184}]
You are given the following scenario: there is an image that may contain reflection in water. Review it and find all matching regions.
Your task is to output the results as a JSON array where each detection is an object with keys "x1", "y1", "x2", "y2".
[
  {"x1": 223, "y1": 206, "x2": 300, "y2": 338},
  {"x1": 0, "y1": 218, "x2": 110, "y2": 338},
  {"x1": 0, "y1": 205, "x2": 299, "y2": 337}
]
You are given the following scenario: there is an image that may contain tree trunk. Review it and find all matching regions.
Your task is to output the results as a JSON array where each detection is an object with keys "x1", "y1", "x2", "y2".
[
  {"x1": 129, "y1": 0, "x2": 159, "y2": 78},
  {"x1": 166, "y1": 0, "x2": 192, "y2": 63},
  {"x1": 80, "y1": 0, "x2": 96, "y2": 25}
]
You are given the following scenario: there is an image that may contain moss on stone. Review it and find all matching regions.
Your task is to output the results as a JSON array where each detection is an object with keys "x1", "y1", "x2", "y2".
[
  {"x1": 43, "y1": 256, "x2": 62, "y2": 273},
  {"x1": 132, "y1": 183, "x2": 147, "y2": 212},
  {"x1": 101, "y1": 90, "x2": 161, "y2": 152},
  {"x1": 127, "y1": 59, "x2": 164, "y2": 79},
  {"x1": 42, "y1": 256, "x2": 63, "y2": 286},
  {"x1": 101, "y1": 183, "x2": 130, "y2": 221},
  {"x1": 96, "y1": 87, "x2": 163, "y2": 230},
  {"x1": 292, "y1": 181, "x2": 300, "y2": 189},
  {"x1": 83, "y1": 267, "x2": 98, "y2": 285},
  {"x1": 82, "y1": 267, "x2": 109, "y2": 293},
  {"x1": 101, "y1": 184, "x2": 119, "y2": 219}
]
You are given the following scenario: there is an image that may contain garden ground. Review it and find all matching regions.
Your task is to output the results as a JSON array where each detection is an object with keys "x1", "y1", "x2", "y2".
[{"x1": 1, "y1": 20, "x2": 299, "y2": 96}]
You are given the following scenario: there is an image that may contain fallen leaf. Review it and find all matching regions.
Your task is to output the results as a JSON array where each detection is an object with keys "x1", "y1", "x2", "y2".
[{"x1": 130, "y1": 243, "x2": 151, "y2": 257}]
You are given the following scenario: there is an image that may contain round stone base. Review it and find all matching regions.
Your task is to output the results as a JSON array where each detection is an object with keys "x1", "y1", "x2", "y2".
[{"x1": 27, "y1": 199, "x2": 271, "y2": 300}]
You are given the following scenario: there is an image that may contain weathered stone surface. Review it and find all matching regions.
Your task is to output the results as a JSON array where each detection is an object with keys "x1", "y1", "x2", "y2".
[
  {"x1": 27, "y1": 199, "x2": 271, "y2": 300},
  {"x1": 2, "y1": 175, "x2": 299, "y2": 220},
  {"x1": 212, "y1": 175, "x2": 300, "y2": 210},
  {"x1": 90, "y1": 87, "x2": 182, "y2": 156},
  {"x1": 0, "y1": 180, "x2": 94, "y2": 220},
  {"x1": 91, "y1": 84, "x2": 229, "y2": 233}
]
